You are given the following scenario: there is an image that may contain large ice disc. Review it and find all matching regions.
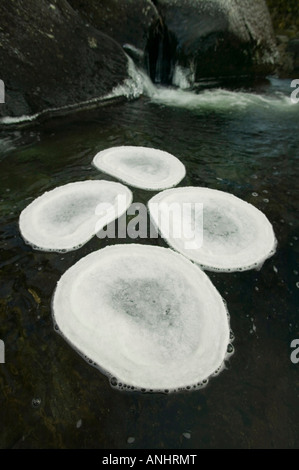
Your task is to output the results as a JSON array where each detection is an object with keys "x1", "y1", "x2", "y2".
[{"x1": 52, "y1": 244, "x2": 230, "y2": 391}]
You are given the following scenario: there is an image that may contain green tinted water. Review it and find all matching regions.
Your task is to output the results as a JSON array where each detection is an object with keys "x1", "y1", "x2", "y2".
[{"x1": 0, "y1": 77, "x2": 298, "y2": 448}]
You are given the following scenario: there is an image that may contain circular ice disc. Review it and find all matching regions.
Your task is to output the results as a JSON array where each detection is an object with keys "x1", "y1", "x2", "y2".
[
  {"x1": 92, "y1": 146, "x2": 186, "y2": 190},
  {"x1": 148, "y1": 187, "x2": 277, "y2": 272},
  {"x1": 19, "y1": 180, "x2": 132, "y2": 252},
  {"x1": 52, "y1": 244, "x2": 230, "y2": 391}
]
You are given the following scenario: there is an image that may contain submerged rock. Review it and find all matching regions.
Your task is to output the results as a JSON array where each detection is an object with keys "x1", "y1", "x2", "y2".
[
  {"x1": 146, "y1": 0, "x2": 278, "y2": 84},
  {"x1": 0, "y1": 0, "x2": 130, "y2": 118}
]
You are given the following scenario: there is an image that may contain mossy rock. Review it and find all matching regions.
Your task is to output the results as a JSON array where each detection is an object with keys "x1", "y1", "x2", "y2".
[{"x1": 266, "y1": 0, "x2": 299, "y2": 35}]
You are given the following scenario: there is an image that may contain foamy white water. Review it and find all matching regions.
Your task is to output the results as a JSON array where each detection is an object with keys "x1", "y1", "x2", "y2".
[
  {"x1": 0, "y1": 59, "x2": 296, "y2": 126},
  {"x1": 149, "y1": 84, "x2": 296, "y2": 111},
  {"x1": 127, "y1": 63, "x2": 296, "y2": 111},
  {"x1": 172, "y1": 64, "x2": 194, "y2": 90}
]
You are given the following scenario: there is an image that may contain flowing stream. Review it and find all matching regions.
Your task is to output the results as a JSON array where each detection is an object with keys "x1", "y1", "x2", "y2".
[{"x1": 0, "y1": 72, "x2": 298, "y2": 448}]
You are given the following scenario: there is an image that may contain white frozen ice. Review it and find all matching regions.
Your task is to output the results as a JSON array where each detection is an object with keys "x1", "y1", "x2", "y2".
[
  {"x1": 92, "y1": 146, "x2": 186, "y2": 191},
  {"x1": 148, "y1": 187, "x2": 277, "y2": 272},
  {"x1": 19, "y1": 180, "x2": 132, "y2": 252},
  {"x1": 52, "y1": 244, "x2": 230, "y2": 391}
]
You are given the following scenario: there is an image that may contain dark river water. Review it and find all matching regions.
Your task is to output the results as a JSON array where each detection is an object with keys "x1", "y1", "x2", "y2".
[{"x1": 0, "y1": 77, "x2": 298, "y2": 449}]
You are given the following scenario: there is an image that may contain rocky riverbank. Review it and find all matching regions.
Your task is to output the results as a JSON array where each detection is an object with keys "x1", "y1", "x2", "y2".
[{"x1": 0, "y1": 0, "x2": 285, "y2": 120}]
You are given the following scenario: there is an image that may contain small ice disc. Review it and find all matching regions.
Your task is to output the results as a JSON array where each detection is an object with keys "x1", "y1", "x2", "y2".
[{"x1": 92, "y1": 146, "x2": 186, "y2": 190}]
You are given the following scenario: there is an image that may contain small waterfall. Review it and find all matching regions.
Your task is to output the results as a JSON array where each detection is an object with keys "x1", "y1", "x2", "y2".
[
  {"x1": 0, "y1": 57, "x2": 295, "y2": 127},
  {"x1": 172, "y1": 65, "x2": 194, "y2": 90},
  {"x1": 145, "y1": 20, "x2": 177, "y2": 85},
  {"x1": 117, "y1": 59, "x2": 296, "y2": 113},
  {"x1": 108, "y1": 56, "x2": 157, "y2": 99}
]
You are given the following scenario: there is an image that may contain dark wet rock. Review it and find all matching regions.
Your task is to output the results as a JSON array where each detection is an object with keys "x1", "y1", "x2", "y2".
[
  {"x1": 287, "y1": 39, "x2": 299, "y2": 72},
  {"x1": 0, "y1": 0, "x2": 129, "y2": 118},
  {"x1": 266, "y1": 0, "x2": 299, "y2": 35},
  {"x1": 266, "y1": 1, "x2": 299, "y2": 76},
  {"x1": 68, "y1": 0, "x2": 161, "y2": 55},
  {"x1": 146, "y1": 0, "x2": 278, "y2": 84},
  {"x1": 275, "y1": 37, "x2": 299, "y2": 76}
]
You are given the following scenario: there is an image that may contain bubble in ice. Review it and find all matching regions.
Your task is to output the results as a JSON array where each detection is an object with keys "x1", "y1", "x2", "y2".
[
  {"x1": 148, "y1": 187, "x2": 277, "y2": 272},
  {"x1": 52, "y1": 244, "x2": 230, "y2": 392},
  {"x1": 19, "y1": 180, "x2": 132, "y2": 252},
  {"x1": 92, "y1": 146, "x2": 186, "y2": 191}
]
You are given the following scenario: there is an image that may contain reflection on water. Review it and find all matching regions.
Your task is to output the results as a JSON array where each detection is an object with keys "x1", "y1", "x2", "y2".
[{"x1": 0, "y1": 77, "x2": 299, "y2": 448}]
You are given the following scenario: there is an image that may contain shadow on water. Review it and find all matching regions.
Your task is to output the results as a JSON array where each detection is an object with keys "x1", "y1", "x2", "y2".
[{"x1": 0, "y1": 77, "x2": 299, "y2": 448}]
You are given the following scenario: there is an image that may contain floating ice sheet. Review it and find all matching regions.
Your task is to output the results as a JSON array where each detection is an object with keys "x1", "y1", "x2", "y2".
[
  {"x1": 148, "y1": 187, "x2": 277, "y2": 272},
  {"x1": 19, "y1": 180, "x2": 132, "y2": 252},
  {"x1": 92, "y1": 146, "x2": 186, "y2": 190},
  {"x1": 52, "y1": 244, "x2": 230, "y2": 391}
]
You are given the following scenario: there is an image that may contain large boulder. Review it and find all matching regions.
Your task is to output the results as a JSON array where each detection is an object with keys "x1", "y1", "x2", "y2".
[
  {"x1": 0, "y1": 0, "x2": 129, "y2": 118},
  {"x1": 68, "y1": 0, "x2": 161, "y2": 57},
  {"x1": 287, "y1": 39, "x2": 299, "y2": 72},
  {"x1": 146, "y1": 0, "x2": 278, "y2": 83}
]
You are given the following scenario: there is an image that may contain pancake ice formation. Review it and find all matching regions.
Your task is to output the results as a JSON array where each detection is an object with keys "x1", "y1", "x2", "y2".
[
  {"x1": 92, "y1": 146, "x2": 186, "y2": 190},
  {"x1": 19, "y1": 180, "x2": 132, "y2": 252},
  {"x1": 148, "y1": 187, "x2": 277, "y2": 272},
  {"x1": 52, "y1": 244, "x2": 231, "y2": 391}
]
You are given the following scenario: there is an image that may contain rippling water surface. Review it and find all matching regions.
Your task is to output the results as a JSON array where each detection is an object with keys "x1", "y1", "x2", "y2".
[{"x1": 0, "y1": 77, "x2": 298, "y2": 448}]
